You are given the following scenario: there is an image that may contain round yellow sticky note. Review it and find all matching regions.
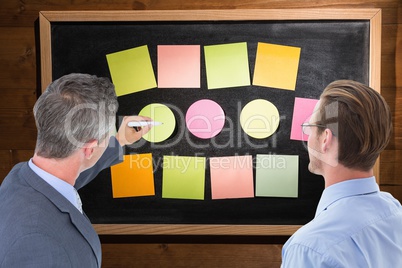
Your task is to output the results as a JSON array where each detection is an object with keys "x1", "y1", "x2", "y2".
[
  {"x1": 139, "y1": 103, "x2": 176, "y2": 143},
  {"x1": 240, "y1": 99, "x2": 280, "y2": 139}
]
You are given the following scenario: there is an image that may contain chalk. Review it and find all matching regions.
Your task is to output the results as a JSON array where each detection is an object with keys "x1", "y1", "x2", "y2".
[{"x1": 127, "y1": 121, "x2": 163, "y2": 127}]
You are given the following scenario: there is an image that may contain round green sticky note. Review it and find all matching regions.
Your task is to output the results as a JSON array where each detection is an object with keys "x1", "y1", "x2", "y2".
[
  {"x1": 240, "y1": 99, "x2": 280, "y2": 139},
  {"x1": 139, "y1": 103, "x2": 176, "y2": 143}
]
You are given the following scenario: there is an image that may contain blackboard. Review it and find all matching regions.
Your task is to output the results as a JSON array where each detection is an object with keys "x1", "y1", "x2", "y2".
[{"x1": 39, "y1": 9, "x2": 382, "y2": 235}]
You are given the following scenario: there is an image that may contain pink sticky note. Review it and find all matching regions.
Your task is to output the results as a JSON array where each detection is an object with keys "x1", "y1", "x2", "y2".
[
  {"x1": 210, "y1": 155, "x2": 254, "y2": 200},
  {"x1": 185, "y1": 99, "x2": 225, "y2": 139},
  {"x1": 157, "y1": 45, "x2": 200, "y2": 88},
  {"x1": 290, "y1": 97, "x2": 319, "y2": 141}
]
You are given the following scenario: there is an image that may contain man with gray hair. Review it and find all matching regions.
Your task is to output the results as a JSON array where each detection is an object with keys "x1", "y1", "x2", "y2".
[{"x1": 0, "y1": 73, "x2": 151, "y2": 267}]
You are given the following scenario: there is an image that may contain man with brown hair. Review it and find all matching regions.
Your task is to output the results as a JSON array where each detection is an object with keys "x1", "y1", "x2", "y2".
[{"x1": 281, "y1": 80, "x2": 402, "y2": 267}]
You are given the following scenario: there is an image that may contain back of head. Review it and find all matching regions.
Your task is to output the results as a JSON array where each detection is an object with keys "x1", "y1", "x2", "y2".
[
  {"x1": 316, "y1": 80, "x2": 392, "y2": 171},
  {"x1": 33, "y1": 73, "x2": 118, "y2": 159}
]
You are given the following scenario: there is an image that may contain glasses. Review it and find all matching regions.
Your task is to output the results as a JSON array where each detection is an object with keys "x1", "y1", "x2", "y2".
[{"x1": 301, "y1": 123, "x2": 327, "y2": 136}]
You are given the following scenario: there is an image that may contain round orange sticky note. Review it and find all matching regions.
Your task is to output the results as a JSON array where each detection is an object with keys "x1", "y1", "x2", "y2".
[
  {"x1": 139, "y1": 103, "x2": 176, "y2": 143},
  {"x1": 240, "y1": 99, "x2": 280, "y2": 139}
]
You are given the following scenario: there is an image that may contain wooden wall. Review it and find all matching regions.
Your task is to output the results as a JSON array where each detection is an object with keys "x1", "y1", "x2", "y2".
[{"x1": 0, "y1": 0, "x2": 401, "y2": 267}]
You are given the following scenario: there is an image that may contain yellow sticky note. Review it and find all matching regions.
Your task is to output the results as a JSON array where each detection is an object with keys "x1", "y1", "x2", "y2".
[
  {"x1": 240, "y1": 99, "x2": 280, "y2": 139},
  {"x1": 204, "y1": 42, "x2": 251, "y2": 89},
  {"x1": 106, "y1": 45, "x2": 157, "y2": 96},
  {"x1": 110, "y1": 154, "x2": 155, "y2": 198},
  {"x1": 139, "y1": 103, "x2": 176, "y2": 143},
  {"x1": 162, "y1": 155, "x2": 206, "y2": 200},
  {"x1": 253, "y1": 43, "x2": 301, "y2": 91}
]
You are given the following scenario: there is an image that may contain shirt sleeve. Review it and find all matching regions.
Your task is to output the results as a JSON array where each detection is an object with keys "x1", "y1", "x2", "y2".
[
  {"x1": 74, "y1": 136, "x2": 123, "y2": 190},
  {"x1": 281, "y1": 243, "x2": 341, "y2": 268}
]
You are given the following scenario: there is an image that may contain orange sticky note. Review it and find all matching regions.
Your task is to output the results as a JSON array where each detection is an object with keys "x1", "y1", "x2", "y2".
[
  {"x1": 253, "y1": 42, "x2": 301, "y2": 91},
  {"x1": 110, "y1": 154, "x2": 155, "y2": 198},
  {"x1": 210, "y1": 155, "x2": 254, "y2": 200}
]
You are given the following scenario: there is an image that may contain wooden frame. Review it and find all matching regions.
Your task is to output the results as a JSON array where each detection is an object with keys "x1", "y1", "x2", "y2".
[{"x1": 39, "y1": 9, "x2": 381, "y2": 235}]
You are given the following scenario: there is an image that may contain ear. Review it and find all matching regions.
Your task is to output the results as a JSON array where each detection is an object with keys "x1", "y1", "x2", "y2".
[
  {"x1": 83, "y1": 140, "x2": 98, "y2": 159},
  {"x1": 321, "y1": 128, "x2": 334, "y2": 153}
]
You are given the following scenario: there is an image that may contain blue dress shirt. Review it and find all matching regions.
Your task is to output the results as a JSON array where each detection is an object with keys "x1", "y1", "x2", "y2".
[{"x1": 281, "y1": 177, "x2": 402, "y2": 267}]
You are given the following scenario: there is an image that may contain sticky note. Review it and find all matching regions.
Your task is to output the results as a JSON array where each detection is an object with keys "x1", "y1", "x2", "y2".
[
  {"x1": 210, "y1": 155, "x2": 254, "y2": 200},
  {"x1": 162, "y1": 155, "x2": 206, "y2": 200},
  {"x1": 253, "y1": 42, "x2": 301, "y2": 91},
  {"x1": 204, "y1": 42, "x2": 251, "y2": 89},
  {"x1": 185, "y1": 99, "x2": 225, "y2": 139},
  {"x1": 139, "y1": 103, "x2": 176, "y2": 143},
  {"x1": 290, "y1": 97, "x2": 319, "y2": 141},
  {"x1": 240, "y1": 99, "x2": 280, "y2": 139},
  {"x1": 157, "y1": 45, "x2": 200, "y2": 88},
  {"x1": 110, "y1": 154, "x2": 155, "y2": 198},
  {"x1": 255, "y1": 154, "x2": 299, "y2": 198},
  {"x1": 106, "y1": 45, "x2": 157, "y2": 96}
]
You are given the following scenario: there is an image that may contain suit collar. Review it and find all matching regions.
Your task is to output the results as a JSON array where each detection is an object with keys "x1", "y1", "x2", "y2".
[{"x1": 19, "y1": 162, "x2": 101, "y2": 266}]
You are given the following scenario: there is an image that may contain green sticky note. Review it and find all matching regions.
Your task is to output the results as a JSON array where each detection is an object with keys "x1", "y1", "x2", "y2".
[
  {"x1": 204, "y1": 42, "x2": 251, "y2": 89},
  {"x1": 162, "y1": 155, "x2": 206, "y2": 200},
  {"x1": 106, "y1": 45, "x2": 157, "y2": 96},
  {"x1": 255, "y1": 155, "x2": 299, "y2": 198},
  {"x1": 139, "y1": 103, "x2": 176, "y2": 143}
]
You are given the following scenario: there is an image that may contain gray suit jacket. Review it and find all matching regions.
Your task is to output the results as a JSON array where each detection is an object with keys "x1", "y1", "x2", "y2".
[{"x1": 0, "y1": 137, "x2": 123, "y2": 267}]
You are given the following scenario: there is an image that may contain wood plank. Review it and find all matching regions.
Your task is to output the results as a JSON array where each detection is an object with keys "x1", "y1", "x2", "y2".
[
  {"x1": 94, "y1": 224, "x2": 301, "y2": 236},
  {"x1": 380, "y1": 185, "x2": 402, "y2": 202},
  {"x1": 0, "y1": 88, "x2": 36, "y2": 110},
  {"x1": 39, "y1": 13, "x2": 51, "y2": 91},
  {"x1": 40, "y1": 9, "x2": 383, "y2": 22},
  {"x1": 0, "y1": 0, "x2": 400, "y2": 27},
  {"x1": 382, "y1": 88, "x2": 402, "y2": 147},
  {"x1": 0, "y1": 150, "x2": 12, "y2": 184},
  {"x1": 0, "y1": 27, "x2": 36, "y2": 89},
  {"x1": 380, "y1": 150, "x2": 402, "y2": 185},
  {"x1": 12, "y1": 149, "x2": 34, "y2": 165},
  {"x1": 398, "y1": 1, "x2": 402, "y2": 24},
  {"x1": 370, "y1": 8, "x2": 382, "y2": 92},
  {"x1": 392, "y1": 87, "x2": 402, "y2": 149},
  {"x1": 0, "y1": 149, "x2": 33, "y2": 183},
  {"x1": 382, "y1": 54, "x2": 397, "y2": 88},
  {"x1": 101, "y1": 243, "x2": 282, "y2": 268},
  {"x1": 0, "y1": 109, "x2": 37, "y2": 150},
  {"x1": 382, "y1": 24, "x2": 397, "y2": 55},
  {"x1": 397, "y1": 23, "x2": 402, "y2": 87},
  {"x1": 0, "y1": 110, "x2": 36, "y2": 129}
]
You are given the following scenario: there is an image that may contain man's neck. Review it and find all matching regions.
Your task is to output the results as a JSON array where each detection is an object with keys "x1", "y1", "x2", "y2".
[
  {"x1": 32, "y1": 153, "x2": 81, "y2": 186},
  {"x1": 323, "y1": 165, "x2": 374, "y2": 188}
]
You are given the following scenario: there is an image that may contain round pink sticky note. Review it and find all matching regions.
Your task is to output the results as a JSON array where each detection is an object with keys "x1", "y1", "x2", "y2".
[{"x1": 185, "y1": 99, "x2": 225, "y2": 139}]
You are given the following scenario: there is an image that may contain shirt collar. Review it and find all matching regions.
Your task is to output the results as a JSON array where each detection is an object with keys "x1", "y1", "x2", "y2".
[
  {"x1": 315, "y1": 176, "x2": 379, "y2": 218},
  {"x1": 28, "y1": 159, "x2": 80, "y2": 211}
]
